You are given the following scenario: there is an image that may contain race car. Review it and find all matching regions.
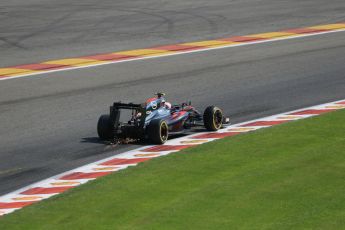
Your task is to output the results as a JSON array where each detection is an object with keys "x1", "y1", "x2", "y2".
[{"x1": 97, "y1": 93, "x2": 230, "y2": 144}]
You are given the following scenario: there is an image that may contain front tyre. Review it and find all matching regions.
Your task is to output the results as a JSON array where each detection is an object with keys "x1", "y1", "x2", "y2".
[
  {"x1": 203, "y1": 106, "x2": 223, "y2": 131},
  {"x1": 97, "y1": 114, "x2": 113, "y2": 140},
  {"x1": 148, "y1": 119, "x2": 169, "y2": 144}
]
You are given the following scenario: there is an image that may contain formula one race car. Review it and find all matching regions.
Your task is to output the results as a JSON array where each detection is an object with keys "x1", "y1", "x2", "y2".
[{"x1": 97, "y1": 93, "x2": 230, "y2": 144}]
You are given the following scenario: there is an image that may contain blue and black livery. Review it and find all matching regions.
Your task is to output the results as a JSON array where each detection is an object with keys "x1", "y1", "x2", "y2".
[{"x1": 97, "y1": 93, "x2": 230, "y2": 144}]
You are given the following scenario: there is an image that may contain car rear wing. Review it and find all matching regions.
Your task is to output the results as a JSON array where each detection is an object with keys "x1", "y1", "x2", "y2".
[
  {"x1": 110, "y1": 102, "x2": 143, "y2": 110},
  {"x1": 109, "y1": 102, "x2": 147, "y2": 130}
]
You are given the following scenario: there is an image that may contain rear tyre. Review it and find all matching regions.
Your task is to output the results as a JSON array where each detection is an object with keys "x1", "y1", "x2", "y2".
[
  {"x1": 148, "y1": 119, "x2": 169, "y2": 144},
  {"x1": 203, "y1": 106, "x2": 223, "y2": 131},
  {"x1": 97, "y1": 114, "x2": 113, "y2": 140}
]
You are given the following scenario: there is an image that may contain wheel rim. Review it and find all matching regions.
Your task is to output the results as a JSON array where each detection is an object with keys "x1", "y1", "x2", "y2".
[
  {"x1": 160, "y1": 122, "x2": 168, "y2": 142},
  {"x1": 213, "y1": 110, "x2": 223, "y2": 129}
]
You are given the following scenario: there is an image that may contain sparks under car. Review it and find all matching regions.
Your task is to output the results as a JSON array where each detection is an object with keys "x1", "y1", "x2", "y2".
[{"x1": 97, "y1": 93, "x2": 230, "y2": 144}]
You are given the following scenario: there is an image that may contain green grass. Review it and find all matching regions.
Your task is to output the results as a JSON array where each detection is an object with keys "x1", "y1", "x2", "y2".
[{"x1": 1, "y1": 110, "x2": 345, "y2": 230}]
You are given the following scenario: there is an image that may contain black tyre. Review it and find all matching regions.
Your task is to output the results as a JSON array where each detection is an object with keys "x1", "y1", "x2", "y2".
[
  {"x1": 148, "y1": 119, "x2": 169, "y2": 144},
  {"x1": 203, "y1": 106, "x2": 223, "y2": 131},
  {"x1": 97, "y1": 114, "x2": 113, "y2": 140}
]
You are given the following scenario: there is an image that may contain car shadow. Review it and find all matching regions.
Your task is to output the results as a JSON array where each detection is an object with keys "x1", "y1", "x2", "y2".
[
  {"x1": 80, "y1": 137, "x2": 106, "y2": 145},
  {"x1": 81, "y1": 128, "x2": 211, "y2": 146},
  {"x1": 80, "y1": 137, "x2": 148, "y2": 146}
]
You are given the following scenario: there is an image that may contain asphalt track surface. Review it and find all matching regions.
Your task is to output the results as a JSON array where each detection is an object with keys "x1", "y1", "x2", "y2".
[{"x1": 0, "y1": 0, "x2": 345, "y2": 195}]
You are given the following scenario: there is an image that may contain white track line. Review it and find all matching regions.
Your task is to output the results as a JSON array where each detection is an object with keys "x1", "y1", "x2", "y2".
[{"x1": 1, "y1": 28, "x2": 345, "y2": 81}]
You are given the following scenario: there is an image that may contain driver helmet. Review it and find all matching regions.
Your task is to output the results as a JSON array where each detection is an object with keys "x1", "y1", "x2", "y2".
[{"x1": 165, "y1": 102, "x2": 172, "y2": 109}]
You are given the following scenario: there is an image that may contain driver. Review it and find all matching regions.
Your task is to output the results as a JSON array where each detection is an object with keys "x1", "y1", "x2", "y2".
[{"x1": 155, "y1": 92, "x2": 172, "y2": 109}]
